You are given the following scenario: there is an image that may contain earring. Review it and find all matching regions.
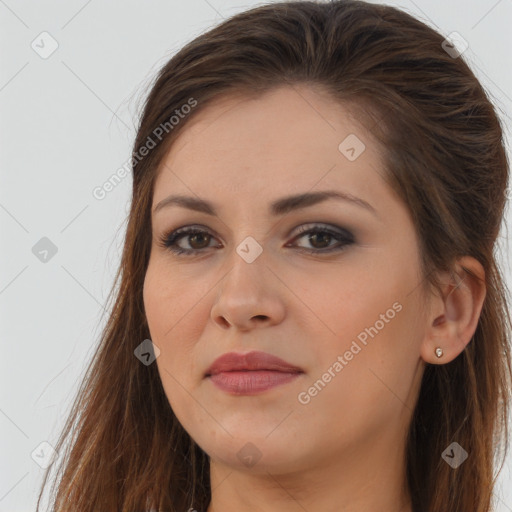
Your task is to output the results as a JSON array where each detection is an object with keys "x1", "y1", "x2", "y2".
[{"x1": 435, "y1": 347, "x2": 444, "y2": 358}]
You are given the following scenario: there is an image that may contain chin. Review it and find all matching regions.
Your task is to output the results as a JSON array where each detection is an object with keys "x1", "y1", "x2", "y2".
[{"x1": 200, "y1": 432, "x2": 308, "y2": 475}]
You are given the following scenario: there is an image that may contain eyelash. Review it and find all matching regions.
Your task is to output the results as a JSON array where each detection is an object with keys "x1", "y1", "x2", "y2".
[{"x1": 157, "y1": 223, "x2": 355, "y2": 257}]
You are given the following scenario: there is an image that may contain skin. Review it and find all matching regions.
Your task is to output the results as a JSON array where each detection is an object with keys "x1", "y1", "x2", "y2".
[{"x1": 143, "y1": 84, "x2": 486, "y2": 512}]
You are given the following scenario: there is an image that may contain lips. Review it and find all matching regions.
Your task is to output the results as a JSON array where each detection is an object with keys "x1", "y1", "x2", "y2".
[{"x1": 205, "y1": 350, "x2": 303, "y2": 377}]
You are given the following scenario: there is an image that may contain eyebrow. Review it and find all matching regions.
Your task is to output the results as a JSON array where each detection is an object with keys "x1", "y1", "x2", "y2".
[{"x1": 153, "y1": 190, "x2": 378, "y2": 218}]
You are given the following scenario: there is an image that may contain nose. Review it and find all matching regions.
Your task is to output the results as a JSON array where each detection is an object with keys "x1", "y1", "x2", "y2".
[{"x1": 210, "y1": 253, "x2": 286, "y2": 332}]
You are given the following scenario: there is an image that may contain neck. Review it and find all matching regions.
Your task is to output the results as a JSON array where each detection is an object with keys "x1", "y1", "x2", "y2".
[{"x1": 205, "y1": 430, "x2": 413, "y2": 512}]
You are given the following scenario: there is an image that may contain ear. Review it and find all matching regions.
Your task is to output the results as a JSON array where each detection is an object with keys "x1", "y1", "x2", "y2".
[{"x1": 420, "y1": 256, "x2": 486, "y2": 365}]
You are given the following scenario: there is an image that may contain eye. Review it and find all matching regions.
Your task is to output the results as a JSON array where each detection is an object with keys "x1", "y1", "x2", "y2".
[
  {"x1": 157, "y1": 223, "x2": 355, "y2": 257},
  {"x1": 288, "y1": 223, "x2": 355, "y2": 253},
  {"x1": 158, "y1": 226, "x2": 219, "y2": 256}
]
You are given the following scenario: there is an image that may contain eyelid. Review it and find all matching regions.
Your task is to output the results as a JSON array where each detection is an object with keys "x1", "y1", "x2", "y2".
[
  {"x1": 158, "y1": 221, "x2": 355, "y2": 256},
  {"x1": 161, "y1": 222, "x2": 352, "y2": 244},
  {"x1": 290, "y1": 222, "x2": 353, "y2": 239}
]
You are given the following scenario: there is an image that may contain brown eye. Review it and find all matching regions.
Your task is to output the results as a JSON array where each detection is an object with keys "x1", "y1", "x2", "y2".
[
  {"x1": 289, "y1": 224, "x2": 355, "y2": 254},
  {"x1": 302, "y1": 231, "x2": 333, "y2": 249},
  {"x1": 159, "y1": 226, "x2": 219, "y2": 256},
  {"x1": 159, "y1": 223, "x2": 354, "y2": 257},
  {"x1": 186, "y1": 232, "x2": 211, "y2": 250}
]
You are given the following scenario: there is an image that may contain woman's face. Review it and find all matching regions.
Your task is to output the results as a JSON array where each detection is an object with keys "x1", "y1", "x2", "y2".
[{"x1": 143, "y1": 85, "x2": 430, "y2": 475}]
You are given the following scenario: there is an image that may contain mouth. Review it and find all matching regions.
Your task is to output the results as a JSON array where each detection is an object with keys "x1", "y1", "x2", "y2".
[
  {"x1": 205, "y1": 350, "x2": 304, "y2": 376},
  {"x1": 206, "y1": 369, "x2": 303, "y2": 395},
  {"x1": 204, "y1": 350, "x2": 304, "y2": 395}
]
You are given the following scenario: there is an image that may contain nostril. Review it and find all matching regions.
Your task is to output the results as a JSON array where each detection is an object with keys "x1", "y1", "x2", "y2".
[{"x1": 216, "y1": 317, "x2": 230, "y2": 328}]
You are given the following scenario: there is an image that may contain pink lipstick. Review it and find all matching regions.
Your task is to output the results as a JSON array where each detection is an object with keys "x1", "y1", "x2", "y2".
[{"x1": 205, "y1": 350, "x2": 304, "y2": 395}]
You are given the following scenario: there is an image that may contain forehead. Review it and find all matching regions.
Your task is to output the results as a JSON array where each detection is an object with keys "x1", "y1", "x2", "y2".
[{"x1": 153, "y1": 85, "x2": 386, "y2": 209}]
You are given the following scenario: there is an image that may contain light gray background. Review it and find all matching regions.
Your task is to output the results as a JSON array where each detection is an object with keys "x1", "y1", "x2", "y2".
[{"x1": 1, "y1": 1, "x2": 511, "y2": 510}]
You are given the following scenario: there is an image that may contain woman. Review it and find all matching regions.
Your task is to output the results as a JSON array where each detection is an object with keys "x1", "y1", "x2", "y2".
[{"x1": 36, "y1": 1, "x2": 511, "y2": 511}]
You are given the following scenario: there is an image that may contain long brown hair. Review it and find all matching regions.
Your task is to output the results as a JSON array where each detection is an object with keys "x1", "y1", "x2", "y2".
[{"x1": 36, "y1": 1, "x2": 511, "y2": 511}]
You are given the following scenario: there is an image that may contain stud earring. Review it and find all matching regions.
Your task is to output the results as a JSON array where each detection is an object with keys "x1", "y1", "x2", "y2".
[{"x1": 435, "y1": 347, "x2": 444, "y2": 358}]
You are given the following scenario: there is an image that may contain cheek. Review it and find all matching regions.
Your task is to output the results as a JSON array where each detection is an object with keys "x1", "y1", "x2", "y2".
[
  {"x1": 293, "y1": 260, "x2": 421, "y2": 407},
  {"x1": 296, "y1": 305, "x2": 420, "y2": 450},
  {"x1": 143, "y1": 260, "x2": 209, "y2": 392},
  {"x1": 143, "y1": 258, "x2": 209, "y2": 340},
  {"x1": 286, "y1": 261, "x2": 400, "y2": 349}
]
